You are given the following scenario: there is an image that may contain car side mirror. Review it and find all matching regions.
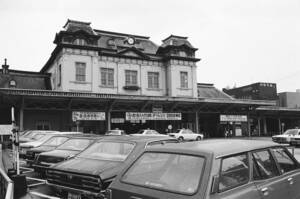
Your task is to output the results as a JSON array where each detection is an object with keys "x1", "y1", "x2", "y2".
[{"x1": 211, "y1": 175, "x2": 219, "y2": 194}]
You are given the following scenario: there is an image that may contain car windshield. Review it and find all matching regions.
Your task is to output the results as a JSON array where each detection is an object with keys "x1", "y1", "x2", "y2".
[
  {"x1": 283, "y1": 129, "x2": 299, "y2": 135},
  {"x1": 42, "y1": 136, "x2": 69, "y2": 147},
  {"x1": 122, "y1": 152, "x2": 204, "y2": 195},
  {"x1": 136, "y1": 130, "x2": 145, "y2": 134},
  {"x1": 175, "y1": 129, "x2": 182, "y2": 133},
  {"x1": 78, "y1": 141, "x2": 134, "y2": 161},
  {"x1": 57, "y1": 138, "x2": 93, "y2": 151},
  {"x1": 33, "y1": 133, "x2": 46, "y2": 140},
  {"x1": 26, "y1": 131, "x2": 43, "y2": 139},
  {"x1": 36, "y1": 134, "x2": 53, "y2": 143}
]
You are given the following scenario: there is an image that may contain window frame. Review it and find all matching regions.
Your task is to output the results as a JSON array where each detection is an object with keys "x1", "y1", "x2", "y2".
[
  {"x1": 218, "y1": 152, "x2": 250, "y2": 193},
  {"x1": 125, "y1": 70, "x2": 138, "y2": 86},
  {"x1": 100, "y1": 67, "x2": 114, "y2": 87},
  {"x1": 270, "y1": 147, "x2": 300, "y2": 175},
  {"x1": 148, "y1": 72, "x2": 159, "y2": 89},
  {"x1": 180, "y1": 71, "x2": 188, "y2": 88},
  {"x1": 250, "y1": 148, "x2": 281, "y2": 181},
  {"x1": 58, "y1": 64, "x2": 62, "y2": 86},
  {"x1": 75, "y1": 62, "x2": 86, "y2": 82}
]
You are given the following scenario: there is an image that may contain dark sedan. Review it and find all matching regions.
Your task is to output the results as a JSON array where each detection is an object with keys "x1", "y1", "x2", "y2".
[
  {"x1": 25, "y1": 135, "x2": 70, "y2": 166},
  {"x1": 46, "y1": 136, "x2": 178, "y2": 199},
  {"x1": 33, "y1": 136, "x2": 102, "y2": 175},
  {"x1": 106, "y1": 139, "x2": 300, "y2": 199}
]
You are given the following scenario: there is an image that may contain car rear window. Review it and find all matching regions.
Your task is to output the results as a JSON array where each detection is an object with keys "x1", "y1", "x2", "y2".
[
  {"x1": 78, "y1": 141, "x2": 135, "y2": 161},
  {"x1": 43, "y1": 137, "x2": 69, "y2": 146},
  {"x1": 57, "y1": 138, "x2": 93, "y2": 151},
  {"x1": 121, "y1": 152, "x2": 205, "y2": 195}
]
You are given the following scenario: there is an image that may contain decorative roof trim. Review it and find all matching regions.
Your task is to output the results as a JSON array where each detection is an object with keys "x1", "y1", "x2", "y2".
[
  {"x1": 94, "y1": 29, "x2": 150, "y2": 39},
  {"x1": 162, "y1": 35, "x2": 188, "y2": 42},
  {"x1": 63, "y1": 19, "x2": 91, "y2": 28}
]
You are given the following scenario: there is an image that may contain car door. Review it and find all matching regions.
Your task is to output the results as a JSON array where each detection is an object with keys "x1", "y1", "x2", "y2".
[
  {"x1": 252, "y1": 149, "x2": 289, "y2": 199},
  {"x1": 211, "y1": 153, "x2": 261, "y2": 199},
  {"x1": 271, "y1": 147, "x2": 300, "y2": 199}
]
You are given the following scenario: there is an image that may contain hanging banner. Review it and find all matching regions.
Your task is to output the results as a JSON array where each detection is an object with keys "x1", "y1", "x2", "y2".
[
  {"x1": 72, "y1": 111, "x2": 106, "y2": 121},
  {"x1": 126, "y1": 112, "x2": 181, "y2": 121},
  {"x1": 220, "y1": 115, "x2": 248, "y2": 122}
]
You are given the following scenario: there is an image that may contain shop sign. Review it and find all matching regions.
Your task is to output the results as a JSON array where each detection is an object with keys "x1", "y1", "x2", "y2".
[
  {"x1": 72, "y1": 111, "x2": 105, "y2": 121},
  {"x1": 111, "y1": 118, "x2": 125, "y2": 124},
  {"x1": 152, "y1": 105, "x2": 163, "y2": 113},
  {"x1": 126, "y1": 112, "x2": 181, "y2": 121},
  {"x1": 220, "y1": 115, "x2": 247, "y2": 122}
]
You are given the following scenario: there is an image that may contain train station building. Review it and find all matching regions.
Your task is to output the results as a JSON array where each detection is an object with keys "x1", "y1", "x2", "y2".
[{"x1": 2, "y1": 19, "x2": 299, "y2": 137}]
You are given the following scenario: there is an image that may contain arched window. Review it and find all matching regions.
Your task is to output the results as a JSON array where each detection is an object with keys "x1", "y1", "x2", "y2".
[{"x1": 9, "y1": 80, "x2": 16, "y2": 88}]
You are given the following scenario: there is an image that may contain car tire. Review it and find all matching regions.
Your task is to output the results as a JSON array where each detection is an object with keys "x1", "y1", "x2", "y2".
[
  {"x1": 178, "y1": 137, "x2": 184, "y2": 142},
  {"x1": 196, "y1": 136, "x2": 202, "y2": 141}
]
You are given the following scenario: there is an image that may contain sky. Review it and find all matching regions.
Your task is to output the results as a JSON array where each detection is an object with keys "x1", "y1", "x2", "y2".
[{"x1": 0, "y1": 0, "x2": 299, "y2": 92}]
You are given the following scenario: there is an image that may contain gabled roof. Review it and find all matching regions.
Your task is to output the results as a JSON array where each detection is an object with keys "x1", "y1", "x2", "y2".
[
  {"x1": 197, "y1": 83, "x2": 233, "y2": 99},
  {"x1": 117, "y1": 47, "x2": 150, "y2": 59}
]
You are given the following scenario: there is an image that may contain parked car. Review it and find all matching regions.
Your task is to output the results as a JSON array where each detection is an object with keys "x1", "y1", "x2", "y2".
[
  {"x1": 272, "y1": 129, "x2": 300, "y2": 144},
  {"x1": 106, "y1": 139, "x2": 300, "y2": 199},
  {"x1": 19, "y1": 131, "x2": 82, "y2": 158},
  {"x1": 46, "y1": 136, "x2": 178, "y2": 198},
  {"x1": 105, "y1": 129, "x2": 126, "y2": 136},
  {"x1": 24, "y1": 135, "x2": 71, "y2": 166},
  {"x1": 19, "y1": 130, "x2": 59, "y2": 143},
  {"x1": 131, "y1": 129, "x2": 165, "y2": 136},
  {"x1": 33, "y1": 135, "x2": 102, "y2": 175},
  {"x1": 169, "y1": 128, "x2": 204, "y2": 141}
]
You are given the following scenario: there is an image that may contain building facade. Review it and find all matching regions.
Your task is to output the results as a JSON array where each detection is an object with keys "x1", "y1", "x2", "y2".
[
  {"x1": 0, "y1": 20, "x2": 283, "y2": 137},
  {"x1": 279, "y1": 91, "x2": 300, "y2": 108},
  {"x1": 223, "y1": 82, "x2": 278, "y2": 100}
]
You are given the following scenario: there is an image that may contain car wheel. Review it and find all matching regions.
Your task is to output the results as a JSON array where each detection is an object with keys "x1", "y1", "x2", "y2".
[
  {"x1": 196, "y1": 136, "x2": 202, "y2": 141},
  {"x1": 178, "y1": 137, "x2": 184, "y2": 142}
]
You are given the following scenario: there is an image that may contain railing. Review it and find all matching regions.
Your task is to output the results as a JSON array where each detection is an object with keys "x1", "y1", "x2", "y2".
[{"x1": 0, "y1": 146, "x2": 14, "y2": 199}]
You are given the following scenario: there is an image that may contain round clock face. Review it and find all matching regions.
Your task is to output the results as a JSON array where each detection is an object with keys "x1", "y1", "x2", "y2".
[{"x1": 127, "y1": 37, "x2": 135, "y2": 45}]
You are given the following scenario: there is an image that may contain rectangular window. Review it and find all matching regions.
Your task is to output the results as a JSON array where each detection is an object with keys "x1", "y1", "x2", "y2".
[
  {"x1": 180, "y1": 71, "x2": 188, "y2": 88},
  {"x1": 125, "y1": 70, "x2": 137, "y2": 86},
  {"x1": 101, "y1": 68, "x2": 114, "y2": 87},
  {"x1": 58, "y1": 64, "x2": 62, "y2": 86},
  {"x1": 271, "y1": 148, "x2": 298, "y2": 173},
  {"x1": 219, "y1": 153, "x2": 249, "y2": 192},
  {"x1": 148, "y1": 72, "x2": 159, "y2": 89},
  {"x1": 36, "y1": 120, "x2": 51, "y2": 130},
  {"x1": 75, "y1": 62, "x2": 86, "y2": 82}
]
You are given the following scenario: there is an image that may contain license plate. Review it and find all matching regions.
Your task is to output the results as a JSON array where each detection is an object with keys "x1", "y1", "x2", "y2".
[{"x1": 68, "y1": 192, "x2": 81, "y2": 199}]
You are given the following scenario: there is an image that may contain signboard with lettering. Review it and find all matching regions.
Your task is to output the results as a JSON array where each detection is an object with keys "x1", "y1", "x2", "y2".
[
  {"x1": 126, "y1": 112, "x2": 181, "y2": 121},
  {"x1": 111, "y1": 118, "x2": 125, "y2": 124},
  {"x1": 152, "y1": 105, "x2": 163, "y2": 113},
  {"x1": 220, "y1": 115, "x2": 248, "y2": 122},
  {"x1": 72, "y1": 112, "x2": 106, "y2": 121}
]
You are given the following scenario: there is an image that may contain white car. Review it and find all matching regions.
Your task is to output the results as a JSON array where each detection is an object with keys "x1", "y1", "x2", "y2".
[
  {"x1": 169, "y1": 129, "x2": 204, "y2": 141},
  {"x1": 105, "y1": 129, "x2": 126, "y2": 136},
  {"x1": 19, "y1": 131, "x2": 82, "y2": 158},
  {"x1": 131, "y1": 129, "x2": 166, "y2": 136},
  {"x1": 272, "y1": 129, "x2": 300, "y2": 144}
]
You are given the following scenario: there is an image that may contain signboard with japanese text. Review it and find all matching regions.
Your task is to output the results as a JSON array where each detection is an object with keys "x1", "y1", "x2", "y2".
[
  {"x1": 126, "y1": 112, "x2": 181, "y2": 121},
  {"x1": 220, "y1": 115, "x2": 248, "y2": 122},
  {"x1": 72, "y1": 112, "x2": 105, "y2": 121},
  {"x1": 111, "y1": 118, "x2": 125, "y2": 124}
]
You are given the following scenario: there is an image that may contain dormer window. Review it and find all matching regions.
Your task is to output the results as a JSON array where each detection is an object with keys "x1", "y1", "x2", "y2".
[
  {"x1": 73, "y1": 38, "x2": 87, "y2": 46},
  {"x1": 9, "y1": 80, "x2": 16, "y2": 88}
]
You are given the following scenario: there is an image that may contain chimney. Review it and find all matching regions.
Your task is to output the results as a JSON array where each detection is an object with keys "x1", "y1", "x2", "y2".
[{"x1": 2, "y1": 58, "x2": 9, "y2": 74}]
